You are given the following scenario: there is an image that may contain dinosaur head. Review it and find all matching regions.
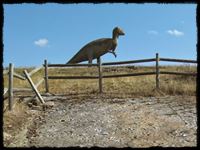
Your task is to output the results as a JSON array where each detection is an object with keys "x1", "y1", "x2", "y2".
[{"x1": 113, "y1": 27, "x2": 125, "y2": 39}]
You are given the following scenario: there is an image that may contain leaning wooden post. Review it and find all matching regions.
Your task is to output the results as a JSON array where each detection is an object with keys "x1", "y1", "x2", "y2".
[
  {"x1": 97, "y1": 57, "x2": 103, "y2": 93},
  {"x1": 8, "y1": 63, "x2": 14, "y2": 111},
  {"x1": 44, "y1": 60, "x2": 49, "y2": 93},
  {"x1": 156, "y1": 53, "x2": 160, "y2": 89},
  {"x1": 24, "y1": 70, "x2": 45, "y2": 104}
]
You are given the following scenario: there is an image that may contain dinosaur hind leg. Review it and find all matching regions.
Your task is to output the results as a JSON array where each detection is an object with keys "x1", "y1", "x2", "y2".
[
  {"x1": 88, "y1": 57, "x2": 93, "y2": 68},
  {"x1": 88, "y1": 57, "x2": 93, "y2": 64}
]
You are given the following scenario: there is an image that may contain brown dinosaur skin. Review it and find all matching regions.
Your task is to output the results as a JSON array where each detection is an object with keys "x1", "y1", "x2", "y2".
[{"x1": 67, "y1": 27, "x2": 125, "y2": 64}]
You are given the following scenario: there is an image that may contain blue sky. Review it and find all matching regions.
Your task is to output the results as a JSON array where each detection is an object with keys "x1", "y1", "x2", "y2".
[{"x1": 3, "y1": 3, "x2": 197, "y2": 67}]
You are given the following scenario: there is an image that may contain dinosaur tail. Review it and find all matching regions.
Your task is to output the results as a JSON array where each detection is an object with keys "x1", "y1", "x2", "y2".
[
  {"x1": 66, "y1": 53, "x2": 81, "y2": 64},
  {"x1": 67, "y1": 48, "x2": 86, "y2": 64},
  {"x1": 66, "y1": 58, "x2": 77, "y2": 64}
]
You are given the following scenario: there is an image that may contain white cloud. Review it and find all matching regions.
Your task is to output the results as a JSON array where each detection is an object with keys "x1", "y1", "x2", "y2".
[
  {"x1": 148, "y1": 30, "x2": 158, "y2": 35},
  {"x1": 34, "y1": 38, "x2": 49, "y2": 47},
  {"x1": 167, "y1": 29, "x2": 184, "y2": 37}
]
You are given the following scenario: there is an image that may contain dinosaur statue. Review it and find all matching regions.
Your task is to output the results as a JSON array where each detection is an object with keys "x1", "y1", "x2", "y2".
[{"x1": 67, "y1": 27, "x2": 125, "y2": 64}]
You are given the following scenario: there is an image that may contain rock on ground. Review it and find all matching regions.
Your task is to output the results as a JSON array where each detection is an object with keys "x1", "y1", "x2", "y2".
[{"x1": 24, "y1": 96, "x2": 197, "y2": 148}]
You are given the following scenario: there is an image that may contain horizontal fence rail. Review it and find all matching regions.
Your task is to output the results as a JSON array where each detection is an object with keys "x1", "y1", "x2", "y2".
[
  {"x1": 48, "y1": 71, "x2": 196, "y2": 80},
  {"x1": 48, "y1": 75, "x2": 99, "y2": 80},
  {"x1": 44, "y1": 53, "x2": 197, "y2": 94},
  {"x1": 102, "y1": 58, "x2": 156, "y2": 66},
  {"x1": 102, "y1": 72, "x2": 156, "y2": 78},
  {"x1": 160, "y1": 58, "x2": 197, "y2": 63},
  {"x1": 160, "y1": 71, "x2": 197, "y2": 76},
  {"x1": 47, "y1": 63, "x2": 98, "y2": 67},
  {"x1": 47, "y1": 72, "x2": 156, "y2": 80}
]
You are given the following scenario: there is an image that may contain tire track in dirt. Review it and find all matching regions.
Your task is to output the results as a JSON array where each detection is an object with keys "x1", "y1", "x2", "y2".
[{"x1": 25, "y1": 96, "x2": 197, "y2": 147}]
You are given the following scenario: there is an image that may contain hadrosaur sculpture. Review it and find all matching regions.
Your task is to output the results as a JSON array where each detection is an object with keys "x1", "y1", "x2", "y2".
[{"x1": 67, "y1": 27, "x2": 125, "y2": 64}]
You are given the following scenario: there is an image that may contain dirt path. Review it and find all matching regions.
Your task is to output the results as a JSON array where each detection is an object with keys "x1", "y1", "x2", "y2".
[{"x1": 22, "y1": 95, "x2": 196, "y2": 147}]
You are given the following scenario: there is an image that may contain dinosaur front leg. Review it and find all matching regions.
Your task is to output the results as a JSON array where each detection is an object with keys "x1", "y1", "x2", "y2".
[
  {"x1": 112, "y1": 51, "x2": 117, "y2": 58},
  {"x1": 88, "y1": 51, "x2": 93, "y2": 65},
  {"x1": 108, "y1": 50, "x2": 117, "y2": 58}
]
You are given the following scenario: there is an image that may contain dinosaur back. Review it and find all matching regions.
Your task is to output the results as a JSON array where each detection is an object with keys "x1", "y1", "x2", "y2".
[{"x1": 67, "y1": 38, "x2": 114, "y2": 64}]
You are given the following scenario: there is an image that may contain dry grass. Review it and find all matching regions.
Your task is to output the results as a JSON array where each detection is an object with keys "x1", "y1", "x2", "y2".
[
  {"x1": 3, "y1": 65, "x2": 197, "y2": 146},
  {"x1": 3, "y1": 100, "x2": 30, "y2": 145},
  {"x1": 3, "y1": 65, "x2": 196, "y2": 98}
]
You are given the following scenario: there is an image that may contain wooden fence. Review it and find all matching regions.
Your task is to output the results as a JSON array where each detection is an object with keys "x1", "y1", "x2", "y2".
[
  {"x1": 44, "y1": 53, "x2": 197, "y2": 94},
  {"x1": 3, "y1": 64, "x2": 44, "y2": 111},
  {"x1": 3, "y1": 53, "x2": 197, "y2": 111}
]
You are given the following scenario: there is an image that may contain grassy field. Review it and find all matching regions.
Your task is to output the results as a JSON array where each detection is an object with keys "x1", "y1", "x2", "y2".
[{"x1": 3, "y1": 65, "x2": 197, "y2": 98}]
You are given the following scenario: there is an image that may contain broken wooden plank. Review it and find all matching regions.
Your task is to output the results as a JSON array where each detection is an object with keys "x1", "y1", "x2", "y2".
[
  {"x1": 13, "y1": 72, "x2": 26, "y2": 80},
  {"x1": 4, "y1": 88, "x2": 8, "y2": 95},
  {"x1": 28, "y1": 66, "x2": 43, "y2": 77},
  {"x1": 35, "y1": 78, "x2": 44, "y2": 88},
  {"x1": 23, "y1": 70, "x2": 45, "y2": 104},
  {"x1": 13, "y1": 88, "x2": 32, "y2": 92}
]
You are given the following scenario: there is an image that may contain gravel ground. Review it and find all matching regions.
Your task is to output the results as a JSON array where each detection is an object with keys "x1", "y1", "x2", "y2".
[{"x1": 6, "y1": 95, "x2": 196, "y2": 148}]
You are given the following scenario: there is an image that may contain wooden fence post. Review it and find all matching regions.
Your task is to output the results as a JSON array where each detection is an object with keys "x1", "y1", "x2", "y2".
[
  {"x1": 8, "y1": 63, "x2": 14, "y2": 111},
  {"x1": 97, "y1": 57, "x2": 103, "y2": 93},
  {"x1": 156, "y1": 53, "x2": 160, "y2": 89},
  {"x1": 44, "y1": 60, "x2": 49, "y2": 93}
]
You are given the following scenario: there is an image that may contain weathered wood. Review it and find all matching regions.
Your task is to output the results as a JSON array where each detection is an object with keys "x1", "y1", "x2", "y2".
[
  {"x1": 160, "y1": 58, "x2": 197, "y2": 63},
  {"x1": 44, "y1": 60, "x2": 49, "y2": 93},
  {"x1": 156, "y1": 53, "x2": 160, "y2": 89},
  {"x1": 48, "y1": 72, "x2": 156, "y2": 80},
  {"x1": 97, "y1": 57, "x2": 103, "y2": 93},
  {"x1": 28, "y1": 66, "x2": 43, "y2": 77},
  {"x1": 8, "y1": 63, "x2": 14, "y2": 111},
  {"x1": 4, "y1": 88, "x2": 8, "y2": 95},
  {"x1": 102, "y1": 58, "x2": 156, "y2": 66},
  {"x1": 13, "y1": 88, "x2": 32, "y2": 92},
  {"x1": 13, "y1": 72, "x2": 26, "y2": 80},
  {"x1": 3, "y1": 70, "x2": 9, "y2": 75},
  {"x1": 24, "y1": 70, "x2": 45, "y2": 104},
  {"x1": 47, "y1": 63, "x2": 98, "y2": 67},
  {"x1": 160, "y1": 71, "x2": 197, "y2": 76},
  {"x1": 48, "y1": 75, "x2": 99, "y2": 79},
  {"x1": 102, "y1": 72, "x2": 156, "y2": 78},
  {"x1": 35, "y1": 78, "x2": 44, "y2": 88}
]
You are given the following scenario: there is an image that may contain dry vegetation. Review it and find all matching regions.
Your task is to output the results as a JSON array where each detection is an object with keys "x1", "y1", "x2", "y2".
[
  {"x1": 3, "y1": 65, "x2": 197, "y2": 98},
  {"x1": 3, "y1": 65, "x2": 197, "y2": 147}
]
